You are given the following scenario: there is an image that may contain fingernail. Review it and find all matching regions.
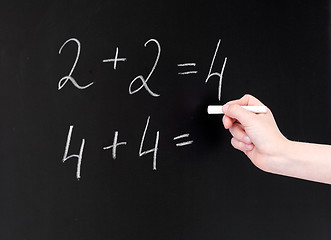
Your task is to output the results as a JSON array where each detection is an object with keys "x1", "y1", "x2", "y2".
[
  {"x1": 244, "y1": 136, "x2": 251, "y2": 144},
  {"x1": 246, "y1": 144, "x2": 254, "y2": 151}
]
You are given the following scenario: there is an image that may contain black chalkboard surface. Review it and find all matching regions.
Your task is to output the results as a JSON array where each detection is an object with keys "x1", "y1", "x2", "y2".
[{"x1": 1, "y1": 1, "x2": 331, "y2": 239}]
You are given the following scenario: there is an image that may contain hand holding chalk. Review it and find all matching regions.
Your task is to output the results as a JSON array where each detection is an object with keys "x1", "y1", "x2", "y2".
[
  {"x1": 221, "y1": 94, "x2": 331, "y2": 185},
  {"x1": 221, "y1": 94, "x2": 288, "y2": 173}
]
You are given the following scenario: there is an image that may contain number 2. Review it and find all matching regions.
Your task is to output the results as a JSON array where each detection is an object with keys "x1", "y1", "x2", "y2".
[{"x1": 58, "y1": 38, "x2": 94, "y2": 90}]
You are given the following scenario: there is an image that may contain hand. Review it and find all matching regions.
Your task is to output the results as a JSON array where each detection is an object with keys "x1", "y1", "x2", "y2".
[{"x1": 222, "y1": 94, "x2": 288, "y2": 173}]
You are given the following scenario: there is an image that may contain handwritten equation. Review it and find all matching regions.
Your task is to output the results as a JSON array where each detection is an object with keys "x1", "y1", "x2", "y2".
[
  {"x1": 63, "y1": 117, "x2": 194, "y2": 179},
  {"x1": 58, "y1": 37, "x2": 227, "y2": 179},
  {"x1": 58, "y1": 38, "x2": 227, "y2": 99}
]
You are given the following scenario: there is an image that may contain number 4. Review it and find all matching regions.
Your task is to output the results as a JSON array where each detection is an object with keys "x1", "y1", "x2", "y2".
[
  {"x1": 62, "y1": 125, "x2": 85, "y2": 180},
  {"x1": 139, "y1": 116, "x2": 160, "y2": 170}
]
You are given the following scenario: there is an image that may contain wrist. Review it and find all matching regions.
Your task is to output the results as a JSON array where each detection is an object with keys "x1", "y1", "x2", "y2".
[
  {"x1": 266, "y1": 139, "x2": 315, "y2": 181},
  {"x1": 265, "y1": 137, "x2": 295, "y2": 176}
]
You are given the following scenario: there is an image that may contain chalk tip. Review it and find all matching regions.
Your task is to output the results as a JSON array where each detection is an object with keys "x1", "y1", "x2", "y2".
[{"x1": 207, "y1": 105, "x2": 224, "y2": 114}]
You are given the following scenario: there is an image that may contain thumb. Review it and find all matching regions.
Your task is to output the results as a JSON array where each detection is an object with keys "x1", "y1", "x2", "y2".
[{"x1": 222, "y1": 104, "x2": 256, "y2": 127}]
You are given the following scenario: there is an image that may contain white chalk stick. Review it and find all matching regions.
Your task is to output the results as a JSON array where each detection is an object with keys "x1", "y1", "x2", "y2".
[{"x1": 207, "y1": 105, "x2": 267, "y2": 114}]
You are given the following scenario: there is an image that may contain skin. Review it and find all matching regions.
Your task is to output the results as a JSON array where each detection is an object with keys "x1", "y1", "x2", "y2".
[{"x1": 222, "y1": 94, "x2": 331, "y2": 185}]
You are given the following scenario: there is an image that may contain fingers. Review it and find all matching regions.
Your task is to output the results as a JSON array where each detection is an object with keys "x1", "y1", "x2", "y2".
[
  {"x1": 222, "y1": 94, "x2": 261, "y2": 152},
  {"x1": 222, "y1": 94, "x2": 265, "y2": 128},
  {"x1": 222, "y1": 115, "x2": 236, "y2": 129},
  {"x1": 231, "y1": 137, "x2": 254, "y2": 152},
  {"x1": 222, "y1": 94, "x2": 270, "y2": 154},
  {"x1": 226, "y1": 123, "x2": 254, "y2": 152},
  {"x1": 229, "y1": 123, "x2": 252, "y2": 144},
  {"x1": 227, "y1": 94, "x2": 264, "y2": 106},
  {"x1": 222, "y1": 104, "x2": 256, "y2": 128}
]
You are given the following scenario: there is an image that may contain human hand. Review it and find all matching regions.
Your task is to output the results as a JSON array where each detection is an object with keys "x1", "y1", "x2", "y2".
[{"x1": 222, "y1": 94, "x2": 288, "y2": 173}]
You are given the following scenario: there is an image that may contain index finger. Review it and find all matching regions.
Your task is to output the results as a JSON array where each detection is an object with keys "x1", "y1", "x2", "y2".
[{"x1": 225, "y1": 94, "x2": 264, "y2": 107}]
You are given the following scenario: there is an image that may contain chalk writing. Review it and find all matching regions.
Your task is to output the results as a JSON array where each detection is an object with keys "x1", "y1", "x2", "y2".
[
  {"x1": 139, "y1": 116, "x2": 160, "y2": 170},
  {"x1": 103, "y1": 47, "x2": 127, "y2": 70},
  {"x1": 58, "y1": 38, "x2": 94, "y2": 90},
  {"x1": 103, "y1": 131, "x2": 127, "y2": 159},
  {"x1": 177, "y1": 63, "x2": 198, "y2": 75},
  {"x1": 62, "y1": 125, "x2": 85, "y2": 180},
  {"x1": 205, "y1": 39, "x2": 227, "y2": 101},
  {"x1": 129, "y1": 39, "x2": 161, "y2": 97},
  {"x1": 57, "y1": 37, "x2": 229, "y2": 179},
  {"x1": 62, "y1": 119, "x2": 194, "y2": 179},
  {"x1": 173, "y1": 133, "x2": 194, "y2": 147},
  {"x1": 57, "y1": 38, "x2": 228, "y2": 101}
]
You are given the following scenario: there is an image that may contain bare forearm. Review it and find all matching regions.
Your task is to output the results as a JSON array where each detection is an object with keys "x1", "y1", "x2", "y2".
[{"x1": 272, "y1": 140, "x2": 331, "y2": 184}]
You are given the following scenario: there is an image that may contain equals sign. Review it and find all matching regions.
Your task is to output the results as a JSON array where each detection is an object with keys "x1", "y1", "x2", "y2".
[
  {"x1": 177, "y1": 63, "x2": 198, "y2": 75},
  {"x1": 173, "y1": 133, "x2": 194, "y2": 147}
]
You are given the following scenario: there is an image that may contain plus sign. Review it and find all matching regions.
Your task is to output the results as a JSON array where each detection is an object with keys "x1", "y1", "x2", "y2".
[
  {"x1": 103, "y1": 47, "x2": 127, "y2": 70},
  {"x1": 103, "y1": 131, "x2": 127, "y2": 160}
]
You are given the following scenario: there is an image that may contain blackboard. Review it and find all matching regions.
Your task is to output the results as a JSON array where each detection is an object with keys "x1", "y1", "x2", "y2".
[{"x1": 1, "y1": 1, "x2": 331, "y2": 239}]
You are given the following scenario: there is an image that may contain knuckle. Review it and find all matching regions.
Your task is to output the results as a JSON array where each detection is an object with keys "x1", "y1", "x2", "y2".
[
  {"x1": 231, "y1": 137, "x2": 244, "y2": 151},
  {"x1": 227, "y1": 104, "x2": 237, "y2": 115},
  {"x1": 226, "y1": 104, "x2": 233, "y2": 113},
  {"x1": 243, "y1": 94, "x2": 251, "y2": 99},
  {"x1": 230, "y1": 125, "x2": 245, "y2": 141}
]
